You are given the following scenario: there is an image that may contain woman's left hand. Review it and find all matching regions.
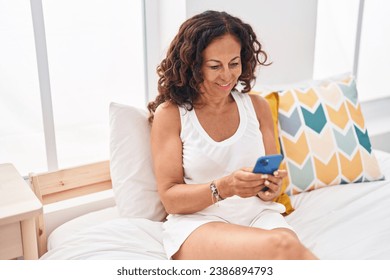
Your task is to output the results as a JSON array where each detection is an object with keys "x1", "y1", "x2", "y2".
[{"x1": 256, "y1": 169, "x2": 287, "y2": 201}]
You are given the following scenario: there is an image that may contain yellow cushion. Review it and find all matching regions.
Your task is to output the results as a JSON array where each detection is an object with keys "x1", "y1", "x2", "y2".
[{"x1": 249, "y1": 91, "x2": 294, "y2": 215}]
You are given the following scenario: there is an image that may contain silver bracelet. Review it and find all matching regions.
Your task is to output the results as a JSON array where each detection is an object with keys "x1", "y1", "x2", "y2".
[{"x1": 209, "y1": 181, "x2": 225, "y2": 204}]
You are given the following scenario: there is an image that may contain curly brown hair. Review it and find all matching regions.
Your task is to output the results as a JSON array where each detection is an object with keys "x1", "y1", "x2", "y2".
[{"x1": 147, "y1": 10, "x2": 269, "y2": 123}]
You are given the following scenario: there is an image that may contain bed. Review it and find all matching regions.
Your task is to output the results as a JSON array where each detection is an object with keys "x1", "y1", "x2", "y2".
[
  {"x1": 30, "y1": 149, "x2": 390, "y2": 260},
  {"x1": 30, "y1": 75, "x2": 390, "y2": 260}
]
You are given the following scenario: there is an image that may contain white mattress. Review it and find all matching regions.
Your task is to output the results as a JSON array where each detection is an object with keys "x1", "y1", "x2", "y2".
[{"x1": 41, "y1": 150, "x2": 390, "y2": 260}]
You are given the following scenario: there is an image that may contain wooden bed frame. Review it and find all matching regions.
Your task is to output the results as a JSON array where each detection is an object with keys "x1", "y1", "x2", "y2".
[{"x1": 29, "y1": 160, "x2": 112, "y2": 257}]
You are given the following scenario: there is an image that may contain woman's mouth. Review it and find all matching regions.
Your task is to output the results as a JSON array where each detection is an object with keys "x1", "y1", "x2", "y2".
[{"x1": 217, "y1": 82, "x2": 231, "y2": 90}]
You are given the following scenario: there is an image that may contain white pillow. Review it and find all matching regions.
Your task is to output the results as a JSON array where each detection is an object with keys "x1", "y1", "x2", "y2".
[{"x1": 109, "y1": 102, "x2": 166, "y2": 221}]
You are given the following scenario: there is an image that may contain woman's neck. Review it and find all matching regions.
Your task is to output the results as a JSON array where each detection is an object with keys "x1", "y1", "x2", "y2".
[{"x1": 194, "y1": 92, "x2": 234, "y2": 112}]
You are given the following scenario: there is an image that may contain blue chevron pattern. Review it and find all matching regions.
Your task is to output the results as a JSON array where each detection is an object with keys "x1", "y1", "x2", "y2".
[
  {"x1": 354, "y1": 125, "x2": 372, "y2": 153},
  {"x1": 279, "y1": 108, "x2": 302, "y2": 137},
  {"x1": 301, "y1": 104, "x2": 327, "y2": 134},
  {"x1": 333, "y1": 126, "x2": 357, "y2": 156}
]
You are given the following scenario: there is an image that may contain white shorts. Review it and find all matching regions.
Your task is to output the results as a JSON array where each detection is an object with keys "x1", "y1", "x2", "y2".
[{"x1": 162, "y1": 196, "x2": 295, "y2": 259}]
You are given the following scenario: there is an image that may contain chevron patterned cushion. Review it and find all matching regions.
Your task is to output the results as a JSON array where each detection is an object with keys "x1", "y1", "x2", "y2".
[{"x1": 278, "y1": 75, "x2": 384, "y2": 195}]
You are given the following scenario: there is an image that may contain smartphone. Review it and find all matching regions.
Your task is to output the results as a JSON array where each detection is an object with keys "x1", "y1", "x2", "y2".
[
  {"x1": 253, "y1": 154, "x2": 283, "y2": 174},
  {"x1": 253, "y1": 154, "x2": 283, "y2": 191}
]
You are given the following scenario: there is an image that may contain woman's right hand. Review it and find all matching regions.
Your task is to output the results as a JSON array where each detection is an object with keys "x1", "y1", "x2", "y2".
[{"x1": 216, "y1": 167, "x2": 270, "y2": 199}]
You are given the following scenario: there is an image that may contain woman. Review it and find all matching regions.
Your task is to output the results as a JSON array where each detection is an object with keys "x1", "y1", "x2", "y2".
[{"x1": 148, "y1": 10, "x2": 317, "y2": 260}]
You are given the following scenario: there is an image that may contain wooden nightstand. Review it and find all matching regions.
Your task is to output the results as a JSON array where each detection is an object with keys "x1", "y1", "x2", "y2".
[{"x1": 0, "y1": 163, "x2": 42, "y2": 260}]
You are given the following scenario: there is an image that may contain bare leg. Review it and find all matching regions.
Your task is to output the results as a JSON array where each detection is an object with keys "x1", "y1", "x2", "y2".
[{"x1": 173, "y1": 222, "x2": 318, "y2": 260}]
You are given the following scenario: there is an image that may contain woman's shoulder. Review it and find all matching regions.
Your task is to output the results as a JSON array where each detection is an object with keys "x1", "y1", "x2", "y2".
[
  {"x1": 247, "y1": 92, "x2": 268, "y2": 111},
  {"x1": 246, "y1": 92, "x2": 274, "y2": 126},
  {"x1": 155, "y1": 100, "x2": 178, "y2": 114},
  {"x1": 153, "y1": 101, "x2": 181, "y2": 128}
]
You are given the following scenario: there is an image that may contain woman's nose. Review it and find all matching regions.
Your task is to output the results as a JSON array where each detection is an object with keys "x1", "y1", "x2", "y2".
[{"x1": 220, "y1": 67, "x2": 232, "y2": 80}]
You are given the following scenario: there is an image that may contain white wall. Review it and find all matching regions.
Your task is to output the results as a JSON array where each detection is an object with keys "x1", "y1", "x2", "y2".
[
  {"x1": 144, "y1": 0, "x2": 186, "y2": 101},
  {"x1": 361, "y1": 98, "x2": 390, "y2": 153},
  {"x1": 186, "y1": 0, "x2": 318, "y2": 86},
  {"x1": 145, "y1": 0, "x2": 318, "y2": 100}
]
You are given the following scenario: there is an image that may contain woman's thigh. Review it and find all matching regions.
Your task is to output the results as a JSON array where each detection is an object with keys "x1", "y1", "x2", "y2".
[{"x1": 172, "y1": 222, "x2": 300, "y2": 260}]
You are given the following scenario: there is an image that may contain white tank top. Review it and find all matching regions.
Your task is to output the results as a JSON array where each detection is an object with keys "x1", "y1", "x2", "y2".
[{"x1": 179, "y1": 91, "x2": 265, "y2": 184}]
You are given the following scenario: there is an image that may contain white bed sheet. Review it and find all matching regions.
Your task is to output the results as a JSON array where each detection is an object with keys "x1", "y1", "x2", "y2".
[
  {"x1": 46, "y1": 206, "x2": 120, "y2": 251},
  {"x1": 286, "y1": 149, "x2": 390, "y2": 259},
  {"x1": 41, "y1": 150, "x2": 390, "y2": 260},
  {"x1": 42, "y1": 216, "x2": 166, "y2": 260}
]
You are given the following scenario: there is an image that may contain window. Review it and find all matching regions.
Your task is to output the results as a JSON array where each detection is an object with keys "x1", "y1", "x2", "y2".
[
  {"x1": 42, "y1": 0, "x2": 146, "y2": 169},
  {"x1": 314, "y1": 0, "x2": 390, "y2": 101},
  {"x1": 0, "y1": 0, "x2": 146, "y2": 175},
  {"x1": 313, "y1": 0, "x2": 358, "y2": 80},
  {"x1": 0, "y1": 1, "x2": 47, "y2": 175},
  {"x1": 357, "y1": 0, "x2": 390, "y2": 101}
]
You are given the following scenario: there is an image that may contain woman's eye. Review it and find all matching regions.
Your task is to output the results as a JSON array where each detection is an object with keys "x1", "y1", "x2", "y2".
[
  {"x1": 209, "y1": 65, "x2": 220, "y2": 70},
  {"x1": 230, "y1": 62, "x2": 240, "y2": 68}
]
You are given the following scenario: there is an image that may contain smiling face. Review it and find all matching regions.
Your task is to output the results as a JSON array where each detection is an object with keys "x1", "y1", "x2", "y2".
[{"x1": 200, "y1": 34, "x2": 242, "y2": 98}]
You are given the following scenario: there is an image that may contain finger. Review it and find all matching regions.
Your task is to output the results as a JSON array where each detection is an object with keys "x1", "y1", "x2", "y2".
[
  {"x1": 242, "y1": 167, "x2": 254, "y2": 172},
  {"x1": 238, "y1": 169, "x2": 267, "y2": 181},
  {"x1": 241, "y1": 173, "x2": 271, "y2": 185},
  {"x1": 262, "y1": 176, "x2": 277, "y2": 186},
  {"x1": 261, "y1": 180, "x2": 281, "y2": 194},
  {"x1": 264, "y1": 174, "x2": 283, "y2": 186},
  {"x1": 232, "y1": 181, "x2": 264, "y2": 196},
  {"x1": 274, "y1": 169, "x2": 287, "y2": 178},
  {"x1": 264, "y1": 190, "x2": 273, "y2": 197},
  {"x1": 257, "y1": 190, "x2": 274, "y2": 201}
]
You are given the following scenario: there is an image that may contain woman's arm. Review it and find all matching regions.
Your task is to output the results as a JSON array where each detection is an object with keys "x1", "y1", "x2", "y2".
[
  {"x1": 249, "y1": 94, "x2": 278, "y2": 155},
  {"x1": 151, "y1": 102, "x2": 216, "y2": 214}
]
